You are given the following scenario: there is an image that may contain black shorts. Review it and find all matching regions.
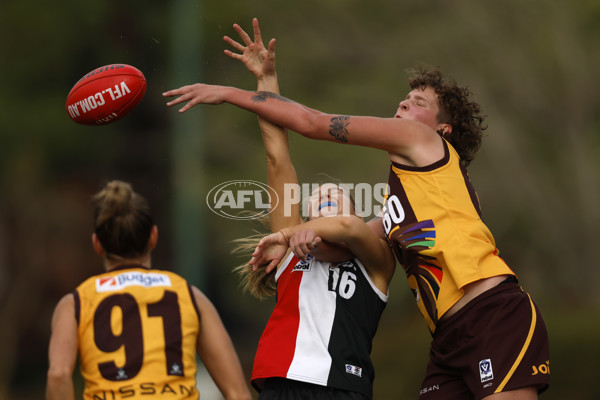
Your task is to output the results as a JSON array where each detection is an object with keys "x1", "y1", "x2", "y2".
[
  {"x1": 419, "y1": 280, "x2": 550, "y2": 400},
  {"x1": 257, "y1": 378, "x2": 369, "y2": 400}
]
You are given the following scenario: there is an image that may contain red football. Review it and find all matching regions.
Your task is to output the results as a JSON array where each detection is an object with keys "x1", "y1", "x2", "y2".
[{"x1": 66, "y1": 64, "x2": 147, "y2": 125}]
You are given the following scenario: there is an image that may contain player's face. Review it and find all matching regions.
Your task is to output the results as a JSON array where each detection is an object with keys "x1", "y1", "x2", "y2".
[
  {"x1": 394, "y1": 87, "x2": 441, "y2": 129},
  {"x1": 308, "y1": 184, "x2": 354, "y2": 220}
]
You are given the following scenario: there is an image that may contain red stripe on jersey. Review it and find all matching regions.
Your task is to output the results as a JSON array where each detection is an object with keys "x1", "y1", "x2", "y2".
[{"x1": 252, "y1": 256, "x2": 303, "y2": 381}]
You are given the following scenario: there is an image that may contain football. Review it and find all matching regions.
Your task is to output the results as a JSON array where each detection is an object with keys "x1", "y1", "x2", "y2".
[{"x1": 66, "y1": 64, "x2": 147, "y2": 125}]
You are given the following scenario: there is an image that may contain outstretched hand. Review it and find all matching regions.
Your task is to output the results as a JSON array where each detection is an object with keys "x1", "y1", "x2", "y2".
[
  {"x1": 224, "y1": 18, "x2": 276, "y2": 80},
  {"x1": 163, "y1": 83, "x2": 227, "y2": 113},
  {"x1": 249, "y1": 231, "x2": 289, "y2": 273}
]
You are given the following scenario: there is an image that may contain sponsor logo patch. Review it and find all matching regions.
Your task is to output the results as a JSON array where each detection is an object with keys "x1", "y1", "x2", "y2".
[
  {"x1": 96, "y1": 272, "x2": 172, "y2": 292},
  {"x1": 292, "y1": 255, "x2": 312, "y2": 272},
  {"x1": 479, "y1": 359, "x2": 494, "y2": 383},
  {"x1": 345, "y1": 364, "x2": 362, "y2": 377}
]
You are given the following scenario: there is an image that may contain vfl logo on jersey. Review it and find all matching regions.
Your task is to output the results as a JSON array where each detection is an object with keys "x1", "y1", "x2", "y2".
[
  {"x1": 96, "y1": 272, "x2": 172, "y2": 292},
  {"x1": 345, "y1": 364, "x2": 362, "y2": 377},
  {"x1": 292, "y1": 255, "x2": 312, "y2": 272},
  {"x1": 479, "y1": 359, "x2": 494, "y2": 383}
]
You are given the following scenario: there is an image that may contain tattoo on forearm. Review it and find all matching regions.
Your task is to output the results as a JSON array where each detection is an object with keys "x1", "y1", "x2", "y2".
[
  {"x1": 251, "y1": 91, "x2": 293, "y2": 103},
  {"x1": 329, "y1": 116, "x2": 351, "y2": 143}
]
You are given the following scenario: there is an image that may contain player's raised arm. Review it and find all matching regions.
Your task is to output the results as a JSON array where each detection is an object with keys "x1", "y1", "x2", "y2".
[
  {"x1": 223, "y1": 18, "x2": 302, "y2": 231},
  {"x1": 224, "y1": 19, "x2": 355, "y2": 267},
  {"x1": 164, "y1": 84, "x2": 442, "y2": 166}
]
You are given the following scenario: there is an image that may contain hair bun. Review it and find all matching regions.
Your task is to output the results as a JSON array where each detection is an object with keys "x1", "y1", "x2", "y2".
[
  {"x1": 103, "y1": 181, "x2": 134, "y2": 216},
  {"x1": 92, "y1": 180, "x2": 153, "y2": 260}
]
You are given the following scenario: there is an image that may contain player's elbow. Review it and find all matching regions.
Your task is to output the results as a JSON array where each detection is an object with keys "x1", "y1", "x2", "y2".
[
  {"x1": 47, "y1": 365, "x2": 73, "y2": 386},
  {"x1": 336, "y1": 215, "x2": 365, "y2": 240},
  {"x1": 293, "y1": 112, "x2": 322, "y2": 139}
]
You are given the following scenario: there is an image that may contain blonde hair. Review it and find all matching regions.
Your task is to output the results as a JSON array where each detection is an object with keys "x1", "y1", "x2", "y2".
[
  {"x1": 231, "y1": 215, "x2": 276, "y2": 299},
  {"x1": 231, "y1": 234, "x2": 276, "y2": 299},
  {"x1": 92, "y1": 180, "x2": 153, "y2": 261}
]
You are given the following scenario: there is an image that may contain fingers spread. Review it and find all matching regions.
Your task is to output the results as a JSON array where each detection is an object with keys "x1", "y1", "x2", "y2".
[
  {"x1": 234, "y1": 23, "x2": 252, "y2": 45},
  {"x1": 162, "y1": 89, "x2": 180, "y2": 97},
  {"x1": 224, "y1": 49, "x2": 242, "y2": 61},
  {"x1": 223, "y1": 36, "x2": 245, "y2": 53},
  {"x1": 252, "y1": 18, "x2": 262, "y2": 43},
  {"x1": 165, "y1": 95, "x2": 187, "y2": 106}
]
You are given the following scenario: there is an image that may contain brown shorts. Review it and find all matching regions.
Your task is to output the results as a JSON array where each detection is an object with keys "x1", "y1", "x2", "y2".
[{"x1": 419, "y1": 279, "x2": 550, "y2": 400}]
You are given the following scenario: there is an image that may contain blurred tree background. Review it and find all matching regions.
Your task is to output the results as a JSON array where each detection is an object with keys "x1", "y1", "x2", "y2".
[{"x1": 0, "y1": 0, "x2": 598, "y2": 398}]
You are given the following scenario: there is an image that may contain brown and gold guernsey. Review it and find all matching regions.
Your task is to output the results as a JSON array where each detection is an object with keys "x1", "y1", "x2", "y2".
[
  {"x1": 74, "y1": 266, "x2": 200, "y2": 400},
  {"x1": 382, "y1": 140, "x2": 515, "y2": 334}
]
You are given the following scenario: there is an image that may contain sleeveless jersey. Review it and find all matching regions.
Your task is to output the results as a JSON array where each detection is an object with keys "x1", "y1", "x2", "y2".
[
  {"x1": 382, "y1": 140, "x2": 515, "y2": 333},
  {"x1": 251, "y1": 253, "x2": 388, "y2": 399},
  {"x1": 74, "y1": 265, "x2": 200, "y2": 400}
]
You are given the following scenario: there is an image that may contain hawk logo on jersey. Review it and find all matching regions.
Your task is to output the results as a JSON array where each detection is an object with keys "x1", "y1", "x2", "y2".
[
  {"x1": 389, "y1": 219, "x2": 442, "y2": 299},
  {"x1": 292, "y1": 255, "x2": 312, "y2": 272},
  {"x1": 96, "y1": 272, "x2": 172, "y2": 292},
  {"x1": 393, "y1": 219, "x2": 437, "y2": 253}
]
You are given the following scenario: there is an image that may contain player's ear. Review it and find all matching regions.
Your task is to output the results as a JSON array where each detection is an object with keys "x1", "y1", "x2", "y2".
[
  {"x1": 438, "y1": 123, "x2": 452, "y2": 138},
  {"x1": 148, "y1": 225, "x2": 158, "y2": 251},
  {"x1": 92, "y1": 233, "x2": 105, "y2": 257}
]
